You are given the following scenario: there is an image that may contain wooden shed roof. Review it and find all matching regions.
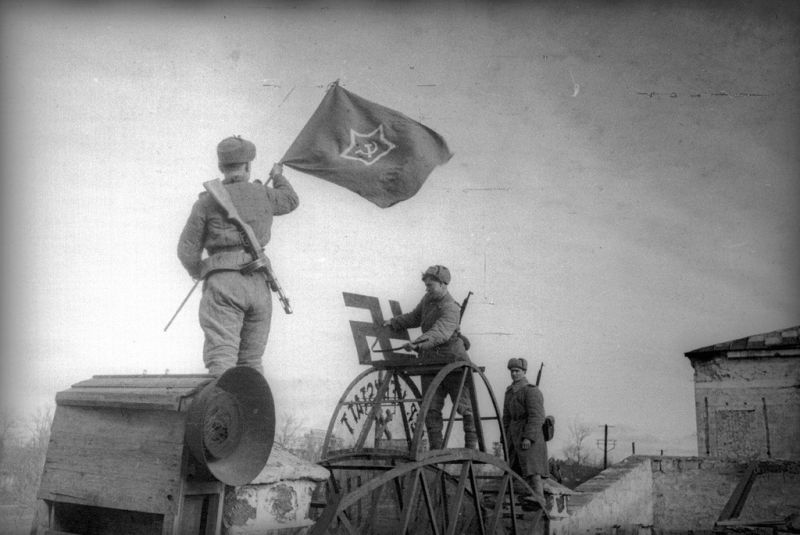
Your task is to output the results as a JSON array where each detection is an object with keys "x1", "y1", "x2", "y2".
[
  {"x1": 55, "y1": 374, "x2": 214, "y2": 411},
  {"x1": 685, "y1": 325, "x2": 800, "y2": 359}
]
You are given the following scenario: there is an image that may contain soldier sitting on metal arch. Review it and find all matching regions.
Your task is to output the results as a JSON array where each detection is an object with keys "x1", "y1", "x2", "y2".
[{"x1": 383, "y1": 265, "x2": 478, "y2": 450}]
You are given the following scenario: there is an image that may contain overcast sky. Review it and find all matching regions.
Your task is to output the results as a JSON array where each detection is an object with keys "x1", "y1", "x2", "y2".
[{"x1": 1, "y1": 0, "x2": 798, "y2": 459}]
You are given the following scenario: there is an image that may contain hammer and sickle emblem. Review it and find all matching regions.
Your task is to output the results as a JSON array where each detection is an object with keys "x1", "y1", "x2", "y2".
[
  {"x1": 341, "y1": 124, "x2": 397, "y2": 166},
  {"x1": 355, "y1": 142, "x2": 379, "y2": 159}
]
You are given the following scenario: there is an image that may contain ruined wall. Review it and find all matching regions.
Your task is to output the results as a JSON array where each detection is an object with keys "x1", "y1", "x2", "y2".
[
  {"x1": 650, "y1": 457, "x2": 800, "y2": 532},
  {"x1": 548, "y1": 455, "x2": 800, "y2": 533},
  {"x1": 737, "y1": 464, "x2": 800, "y2": 522},
  {"x1": 550, "y1": 456, "x2": 653, "y2": 534},
  {"x1": 650, "y1": 456, "x2": 746, "y2": 532},
  {"x1": 549, "y1": 454, "x2": 800, "y2": 534},
  {"x1": 692, "y1": 356, "x2": 800, "y2": 460},
  {"x1": 223, "y1": 447, "x2": 329, "y2": 535}
]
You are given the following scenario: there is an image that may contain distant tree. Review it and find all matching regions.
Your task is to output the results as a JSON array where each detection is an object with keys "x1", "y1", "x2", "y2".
[
  {"x1": 275, "y1": 411, "x2": 305, "y2": 449},
  {"x1": 27, "y1": 408, "x2": 52, "y2": 450},
  {"x1": 0, "y1": 410, "x2": 15, "y2": 465},
  {"x1": 302, "y1": 430, "x2": 326, "y2": 462},
  {"x1": 492, "y1": 441, "x2": 503, "y2": 458},
  {"x1": 7, "y1": 407, "x2": 53, "y2": 514},
  {"x1": 562, "y1": 417, "x2": 594, "y2": 465}
]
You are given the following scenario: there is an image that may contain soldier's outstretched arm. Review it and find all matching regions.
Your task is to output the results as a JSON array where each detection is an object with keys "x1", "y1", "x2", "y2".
[
  {"x1": 385, "y1": 298, "x2": 424, "y2": 331},
  {"x1": 267, "y1": 162, "x2": 299, "y2": 215}
]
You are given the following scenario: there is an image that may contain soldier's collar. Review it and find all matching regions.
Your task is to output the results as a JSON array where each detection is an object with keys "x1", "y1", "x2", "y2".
[{"x1": 510, "y1": 377, "x2": 529, "y2": 392}]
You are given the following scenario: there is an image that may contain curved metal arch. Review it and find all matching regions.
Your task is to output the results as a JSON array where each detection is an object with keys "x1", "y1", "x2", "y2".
[
  {"x1": 410, "y1": 361, "x2": 510, "y2": 461},
  {"x1": 313, "y1": 449, "x2": 542, "y2": 535},
  {"x1": 322, "y1": 366, "x2": 376, "y2": 459},
  {"x1": 322, "y1": 366, "x2": 423, "y2": 459}
]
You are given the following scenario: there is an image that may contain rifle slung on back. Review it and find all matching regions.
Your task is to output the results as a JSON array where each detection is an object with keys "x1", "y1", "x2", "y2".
[{"x1": 203, "y1": 179, "x2": 293, "y2": 314}]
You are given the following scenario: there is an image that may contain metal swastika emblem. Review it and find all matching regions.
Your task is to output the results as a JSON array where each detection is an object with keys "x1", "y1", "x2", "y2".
[{"x1": 343, "y1": 292, "x2": 411, "y2": 364}]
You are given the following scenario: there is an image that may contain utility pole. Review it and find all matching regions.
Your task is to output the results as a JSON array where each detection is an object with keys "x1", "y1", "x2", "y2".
[{"x1": 596, "y1": 424, "x2": 616, "y2": 469}]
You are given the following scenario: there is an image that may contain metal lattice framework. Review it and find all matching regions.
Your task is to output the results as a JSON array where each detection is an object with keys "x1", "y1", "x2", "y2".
[{"x1": 312, "y1": 361, "x2": 548, "y2": 534}]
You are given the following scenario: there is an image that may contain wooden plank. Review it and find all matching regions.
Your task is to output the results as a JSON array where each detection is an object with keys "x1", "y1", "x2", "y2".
[
  {"x1": 72, "y1": 375, "x2": 212, "y2": 388},
  {"x1": 38, "y1": 405, "x2": 186, "y2": 514},
  {"x1": 39, "y1": 470, "x2": 180, "y2": 515},
  {"x1": 182, "y1": 480, "x2": 225, "y2": 496},
  {"x1": 163, "y1": 513, "x2": 177, "y2": 535},
  {"x1": 715, "y1": 518, "x2": 785, "y2": 527},
  {"x1": 41, "y1": 433, "x2": 184, "y2": 484},
  {"x1": 56, "y1": 389, "x2": 191, "y2": 411},
  {"x1": 376, "y1": 363, "x2": 486, "y2": 375},
  {"x1": 178, "y1": 495, "x2": 204, "y2": 535},
  {"x1": 31, "y1": 500, "x2": 52, "y2": 534},
  {"x1": 717, "y1": 461, "x2": 758, "y2": 522},
  {"x1": 374, "y1": 360, "x2": 454, "y2": 371},
  {"x1": 48, "y1": 404, "x2": 186, "y2": 443},
  {"x1": 205, "y1": 492, "x2": 224, "y2": 535}
]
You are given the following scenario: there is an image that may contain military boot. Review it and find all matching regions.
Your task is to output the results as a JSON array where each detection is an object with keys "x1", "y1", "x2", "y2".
[
  {"x1": 522, "y1": 475, "x2": 545, "y2": 511},
  {"x1": 464, "y1": 432, "x2": 478, "y2": 449}
]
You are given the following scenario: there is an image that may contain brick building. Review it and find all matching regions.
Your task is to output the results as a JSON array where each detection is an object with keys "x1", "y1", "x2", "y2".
[{"x1": 684, "y1": 325, "x2": 800, "y2": 461}]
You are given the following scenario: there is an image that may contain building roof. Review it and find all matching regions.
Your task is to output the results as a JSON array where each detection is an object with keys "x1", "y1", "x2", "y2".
[{"x1": 685, "y1": 325, "x2": 800, "y2": 359}]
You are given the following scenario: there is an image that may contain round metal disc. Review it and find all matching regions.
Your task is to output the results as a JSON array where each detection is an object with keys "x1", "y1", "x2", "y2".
[{"x1": 186, "y1": 367, "x2": 275, "y2": 485}]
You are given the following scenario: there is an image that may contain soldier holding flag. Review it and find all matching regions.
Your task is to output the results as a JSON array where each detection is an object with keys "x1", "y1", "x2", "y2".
[{"x1": 177, "y1": 136, "x2": 299, "y2": 376}]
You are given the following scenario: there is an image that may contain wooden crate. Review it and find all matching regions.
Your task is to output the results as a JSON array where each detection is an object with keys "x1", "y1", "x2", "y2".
[{"x1": 32, "y1": 374, "x2": 225, "y2": 535}]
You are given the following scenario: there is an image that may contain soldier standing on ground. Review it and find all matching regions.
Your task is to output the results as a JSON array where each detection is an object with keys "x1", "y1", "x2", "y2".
[
  {"x1": 503, "y1": 357, "x2": 548, "y2": 508},
  {"x1": 177, "y1": 135, "x2": 299, "y2": 376},
  {"x1": 384, "y1": 265, "x2": 478, "y2": 450}
]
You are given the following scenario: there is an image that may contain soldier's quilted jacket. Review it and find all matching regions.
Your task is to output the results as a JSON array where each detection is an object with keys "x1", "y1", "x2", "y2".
[
  {"x1": 389, "y1": 290, "x2": 468, "y2": 360},
  {"x1": 177, "y1": 175, "x2": 299, "y2": 279},
  {"x1": 503, "y1": 378, "x2": 548, "y2": 476}
]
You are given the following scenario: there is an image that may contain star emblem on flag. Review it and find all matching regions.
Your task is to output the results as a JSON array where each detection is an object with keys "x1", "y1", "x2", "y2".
[
  {"x1": 281, "y1": 82, "x2": 452, "y2": 207},
  {"x1": 340, "y1": 124, "x2": 397, "y2": 166}
]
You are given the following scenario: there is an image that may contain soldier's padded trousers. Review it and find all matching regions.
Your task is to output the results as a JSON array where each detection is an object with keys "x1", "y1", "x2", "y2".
[
  {"x1": 199, "y1": 270, "x2": 272, "y2": 377},
  {"x1": 421, "y1": 369, "x2": 477, "y2": 449}
]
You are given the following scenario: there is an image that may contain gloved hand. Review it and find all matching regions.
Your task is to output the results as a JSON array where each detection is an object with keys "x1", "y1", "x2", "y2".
[{"x1": 270, "y1": 163, "x2": 283, "y2": 178}]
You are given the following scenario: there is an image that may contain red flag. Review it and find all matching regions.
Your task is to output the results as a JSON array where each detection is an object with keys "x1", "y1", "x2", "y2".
[{"x1": 281, "y1": 82, "x2": 452, "y2": 208}]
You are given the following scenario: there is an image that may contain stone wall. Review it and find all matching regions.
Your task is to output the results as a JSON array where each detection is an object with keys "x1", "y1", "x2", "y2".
[
  {"x1": 691, "y1": 355, "x2": 800, "y2": 460},
  {"x1": 546, "y1": 455, "x2": 800, "y2": 534},
  {"x1": 737, "y1": 464, "x2": 800, "y2": 522},
  {"x1": 650, "y1": 456, "x2": 746, "y2": 533},
  {"x1": 550, "y1": 456, "x2": 653, "y2": 534},
  {"x1": 651, "y1": 456, "x2": 800, "y2": 532}
]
